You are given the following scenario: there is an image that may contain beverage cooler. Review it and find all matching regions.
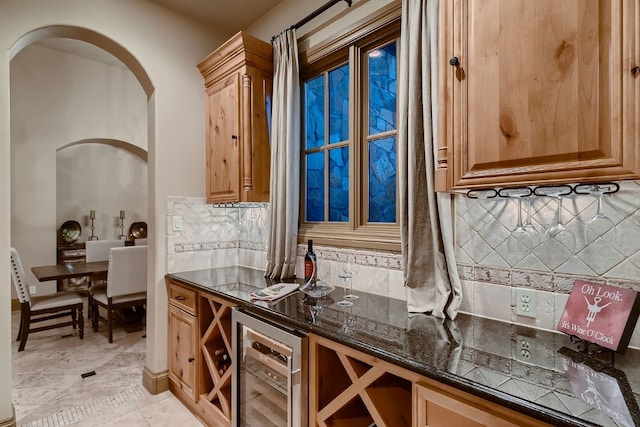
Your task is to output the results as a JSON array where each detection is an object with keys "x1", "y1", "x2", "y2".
[{"x1": 231, "y1": 308, "x2": 308, "y2": 427}]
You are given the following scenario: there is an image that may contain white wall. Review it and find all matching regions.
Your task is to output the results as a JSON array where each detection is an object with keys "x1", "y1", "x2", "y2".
[
  {"x1": 11, "y1": 43, "x2": 148, "y2": 295},
  {"x1": 0, "y1": 0, "x2": 230, "y2": 422},
  {"x1": 247, "y1": 0, "x2": 395, "y2": 45},
  {"x1": 56, "y1": 144, "x2": 148, "y2": 240}
]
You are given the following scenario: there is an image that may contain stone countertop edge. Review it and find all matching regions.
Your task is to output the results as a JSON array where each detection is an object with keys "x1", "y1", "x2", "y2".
[{"x1": 166, "y1": 270, "x2": 600, "y2": 427}]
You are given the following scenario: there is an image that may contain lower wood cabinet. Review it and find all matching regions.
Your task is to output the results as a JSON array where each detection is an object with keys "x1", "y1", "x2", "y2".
[
  {"x1": 309, "y1": 334, "x2": 549, "y2": 427},
  {"x1": 168, "y1": 304, "x2": 198, "y2": 401},
  {"x1": 166, "y1": 279, "x2": 552, "y2": 427},
  {"x1": 167, "y1": 281, "x2": 198, "y2": 401},
  {"x1": 414, "y1": 380, "x2": 548, "y2": 427},
  {"x1": 166, "y1": 279, "x2": 235, "y2": 427}
]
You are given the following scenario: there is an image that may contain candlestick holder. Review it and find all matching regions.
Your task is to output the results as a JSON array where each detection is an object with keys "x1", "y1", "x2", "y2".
[
  {"x1": 88, "y1": 218, "x2": 98, "y2": 241},
  {"x1": 117, "y1": 217, "x2": 126, "y2": 240}
]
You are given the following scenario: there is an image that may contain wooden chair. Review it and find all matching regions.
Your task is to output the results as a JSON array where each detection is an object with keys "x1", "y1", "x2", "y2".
[
  {"x1": 85, "y1": 240, "x2": 125, "y2": 317},
  {"x1": 91, "y1": 245, "x2": 147, "y2": 343},
  {"x1": 10, "y1": 247, "x2": 84, "y2": 351}
]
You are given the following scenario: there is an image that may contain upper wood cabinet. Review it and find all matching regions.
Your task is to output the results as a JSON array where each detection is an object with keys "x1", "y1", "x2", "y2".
[
  {"x1": 198, "y1": 32, "x2": 273, "y2": 203},
  {"x1": 436, "y1": 0, "x2": 639, "y2": 191}
]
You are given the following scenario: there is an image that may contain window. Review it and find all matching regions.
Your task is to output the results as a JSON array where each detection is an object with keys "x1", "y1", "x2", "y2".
[{"x1": 300, "y1": 15, "x2": 401, "y2": 251}]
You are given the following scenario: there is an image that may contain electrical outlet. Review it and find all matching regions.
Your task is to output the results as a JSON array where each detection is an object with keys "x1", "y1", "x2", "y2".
[
  {"x1": 516, "y1": 335, "x2": 536, "y2": 362},
  {"x1": 29, "y1": 286, "x2": 37, "y2": 295},
  {"x1": 516, "y1": 288, "x2": 536, "y2": 317}
]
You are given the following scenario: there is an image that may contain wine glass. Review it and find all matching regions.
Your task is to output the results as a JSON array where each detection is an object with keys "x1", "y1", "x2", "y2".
[
  {"x1": 237, "y1": 203, "x2": 245, "y2": 229},
  {"x1": 222, "y1": 203, "x2": 227, "y2": 224},
  {"x1": 336, "y1": 263, "x2": 354, "y2": 307},
  {"x1": 532, "y1": 185, "x2": 576, "y2": 267},
  {"x1": 507, "y1": 196, "x2": 530, "y2": 257},
  {"x1": 523, "y1": 197, "x2": 541, "y2": 249},
  {"x1": 499, "y1": 187, "x2": 534, "y2": 257},
  {"x1": 336, "y1": 257, "x2": 358, "y2": 306},
  {"x1": 583, "y1": 184, "x2": 617, "y2": 244},
  {"x1": 338, "y1": 305, "x2": 355, "y2": 335},
  {"x1": 546, "y1": 193, "x2": 576, "y2": 254}
]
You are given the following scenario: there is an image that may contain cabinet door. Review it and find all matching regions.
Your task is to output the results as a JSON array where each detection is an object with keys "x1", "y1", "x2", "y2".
[
  {"x1": 168, "y1": 304, "x2": 198, "y2": 401},
  {"x1": 438, "y1": 0, "x2": 639, "y2": 190},
  {"x1": 206, "y1": 73, "x2": 241, "y2": 203},
  {"x1": 414, "y1": 381, "x2": 548, "y2": 427}
]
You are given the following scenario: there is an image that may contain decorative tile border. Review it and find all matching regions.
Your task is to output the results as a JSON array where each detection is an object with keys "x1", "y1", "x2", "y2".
[
  {"x1": 174, "y1": 241, "x2": 238, "y2": 253},
  {"x1": 297, "y1": 244, "x2": 402, "y2": 271},
  {"x1": 459, "y1": 263, "x2": 640, "y2": 295}
]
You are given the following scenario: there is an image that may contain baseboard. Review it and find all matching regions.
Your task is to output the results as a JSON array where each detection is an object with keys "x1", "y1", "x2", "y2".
[
  {"x1": 142, "y1": 366, "x2": 169, "y2": 394},
  {"x1": 0, "y1": 407, "x2": 16, "y2": 427},
  {"x1": 11, "y1": 299, "x2": 20, "y2": 312}
]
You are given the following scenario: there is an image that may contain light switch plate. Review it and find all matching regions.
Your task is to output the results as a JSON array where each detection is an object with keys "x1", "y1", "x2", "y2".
[{"x1": 172, "y1": 215, "x2": 183, "y2": 231}]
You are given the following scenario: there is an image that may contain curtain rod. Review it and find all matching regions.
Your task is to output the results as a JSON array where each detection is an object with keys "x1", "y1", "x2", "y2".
[{"x1": 271, "y1": 0, "x2": 352, "y2": 43}]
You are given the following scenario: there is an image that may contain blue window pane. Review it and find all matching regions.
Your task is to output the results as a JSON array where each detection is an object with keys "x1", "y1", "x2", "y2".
[
  {"x1": 368, "y1": 42, "x2": 397, "y2": 135},
  {"x1": 329, "y1": 64, "x2": 349, "y2": 144},
  {"x1": 369, "y1": 137, "x2": 396, "y2": 223},
  {"x1": 305, "y1": 76, "x2": 325, "y2": 149},
  {"x1": 306, "y1": 152, "x2": 325, "y2": 221},
  {"x1": 329, "y1": 147, "x2": 349, "y2": 222}
]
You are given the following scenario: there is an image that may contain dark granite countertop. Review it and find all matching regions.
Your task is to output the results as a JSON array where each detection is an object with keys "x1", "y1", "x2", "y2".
[{"x1": 167, "y1": 267, "x2": 640, "y2": 427}]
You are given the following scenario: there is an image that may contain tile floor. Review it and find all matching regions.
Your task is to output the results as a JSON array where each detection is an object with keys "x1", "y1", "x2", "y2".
[{"x1": 10, "y1": 304, "x2": 204, "y2": 426}]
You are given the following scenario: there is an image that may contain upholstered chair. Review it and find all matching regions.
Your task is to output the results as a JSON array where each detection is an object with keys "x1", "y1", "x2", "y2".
[
  {"x1": 85, "y1": 240, "x2": 125, "y2": 317},
  {"x1": 91, "y1": 245, "x2": 147, "y2": 343},
  {"x1": 10, "y1": 247, "x2": 84, "y2": 351}
]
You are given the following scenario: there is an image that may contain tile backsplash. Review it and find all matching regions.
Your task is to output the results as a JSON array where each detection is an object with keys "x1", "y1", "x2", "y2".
[
  {"x1": 167, "y1": 180, "x2": 640, "y2": 348},
  {"x1": 166, "y1": 196, "x2": 405, "y2": 301},
  {"x1": 456, "y1": 180, "x2": 640, "y2": 348}
]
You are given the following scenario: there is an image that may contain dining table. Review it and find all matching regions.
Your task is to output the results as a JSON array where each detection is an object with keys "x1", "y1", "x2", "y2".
[
  {"x1": 31, "y1": 260, "x2": 109, "y2": 291},
  {"x1": 31, "y1": 259, "x2": 144, "y2": 331}
]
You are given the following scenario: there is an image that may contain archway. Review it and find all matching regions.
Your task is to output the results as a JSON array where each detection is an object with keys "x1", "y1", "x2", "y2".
[
  {"x1": 10, "y1": 25, "x2": 153, "y2": 97},
  {"x1": 10, "y1": 26, "x2": 154, "y2": 281},
  {"x1": 6, "y1": 25, "x2": 156, "y2": 423}
]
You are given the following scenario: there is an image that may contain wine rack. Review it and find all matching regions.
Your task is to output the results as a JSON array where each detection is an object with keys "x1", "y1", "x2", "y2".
[
  {"x1": 197, "y1": 293, "x2": 235, "y2": 427},
  {"x1": 309, "y1": 334, "x2": 417, "y2": 427}
]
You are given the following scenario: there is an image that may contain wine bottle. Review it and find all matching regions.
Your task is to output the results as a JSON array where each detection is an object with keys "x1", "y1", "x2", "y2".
[{"x1": 304, "y1": 239, "x2": 316, "y2": 282}]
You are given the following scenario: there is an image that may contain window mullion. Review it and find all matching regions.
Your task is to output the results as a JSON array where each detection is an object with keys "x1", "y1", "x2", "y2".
[
  {"x1": 323, "y1": 70, "x2": 330, "y2": 224},
  {"x1": 350, "y1": 45, "x2": 360, "y2": 232}
]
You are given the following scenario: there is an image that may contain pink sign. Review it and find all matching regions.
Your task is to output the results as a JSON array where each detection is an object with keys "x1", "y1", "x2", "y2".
[{"x1": 557, "y1": 281, "x2": 640, "y2": 353}]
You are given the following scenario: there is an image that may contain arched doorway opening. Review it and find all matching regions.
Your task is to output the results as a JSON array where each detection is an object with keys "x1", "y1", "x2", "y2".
[{"x1": 10, "y1": 27, "x2": 154, "y2": 293}]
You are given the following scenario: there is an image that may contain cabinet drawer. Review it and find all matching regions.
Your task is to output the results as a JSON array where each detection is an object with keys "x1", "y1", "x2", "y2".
[{"x1": 167, "y1": 282, "x2": 197, "y2": 315}]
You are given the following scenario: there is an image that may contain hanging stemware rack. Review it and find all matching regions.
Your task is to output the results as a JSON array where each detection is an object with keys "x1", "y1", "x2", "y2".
[{"x1": 465, "y1": 182, "x2": 620, "y2": 199}]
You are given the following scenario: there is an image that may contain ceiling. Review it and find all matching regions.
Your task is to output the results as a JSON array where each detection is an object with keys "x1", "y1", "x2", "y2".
[
  {"x1": 149, "y1": 0, "x2": 284, "y2": 31},
  {"x1": 34, "y1": 0, "x2": 284, "y2": 68}
]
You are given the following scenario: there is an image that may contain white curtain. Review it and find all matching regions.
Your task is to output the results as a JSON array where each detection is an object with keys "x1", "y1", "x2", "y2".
[
  {"x1": 265, "y1": 29, "x2": 301, "y2": 280},
  {"x1": 398, "y1": 0, "x2": 462, "y2": 318}
]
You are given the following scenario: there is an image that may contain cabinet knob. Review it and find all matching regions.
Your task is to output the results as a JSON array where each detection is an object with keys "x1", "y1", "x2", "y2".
[
  {"x1": 188, "y1": 357, "x2": 195, "y2": 363},
  {"x1": 449, "y1": 56, "x2": 460, "y2": 67},
  {"x1": 632, "y1": 66, "x2": 640, "y2": 77},
  {"x1": 231, "y1": 135, "x2": 239, "y2": 140},
  {"x1": 174, "y1": 295, "x2": 185, "y2": 301}
]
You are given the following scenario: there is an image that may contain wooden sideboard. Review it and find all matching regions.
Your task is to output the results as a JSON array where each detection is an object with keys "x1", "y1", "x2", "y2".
[{"x1": 55, "y1": 242, "x2": 86, "y2": 292}]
